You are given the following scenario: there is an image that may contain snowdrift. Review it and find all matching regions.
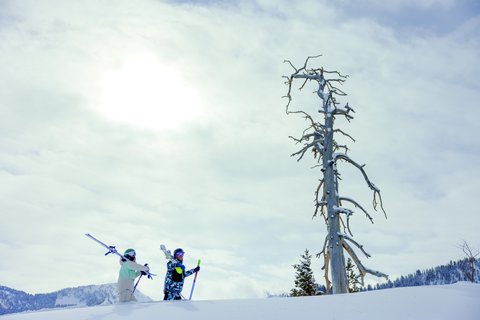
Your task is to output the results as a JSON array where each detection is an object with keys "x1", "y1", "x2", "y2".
[{"x1": 1, "y1": 282, "x2": 479, "y2": 320}]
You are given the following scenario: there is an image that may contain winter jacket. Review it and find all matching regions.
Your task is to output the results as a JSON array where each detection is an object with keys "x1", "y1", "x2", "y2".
[
  {"x1": 163, "y1": 259, "x2": 196, "y2": 300},
  {"x1": 117, "y1": 259, "x2": 149, "y2": 303}
]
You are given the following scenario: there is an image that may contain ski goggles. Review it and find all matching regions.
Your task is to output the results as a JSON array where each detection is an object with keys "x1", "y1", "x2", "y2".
[
  {"x1": 125, "y1": 250, "x2": 136, "y2": 257},
  {"x1": 175, "y1": 252, "x2": 184, "y2": 257}
]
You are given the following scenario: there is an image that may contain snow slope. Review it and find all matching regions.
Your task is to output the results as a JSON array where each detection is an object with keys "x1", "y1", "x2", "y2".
[
  {"x1": 1, "y1": 282, "x2": 478, "y2": 320},
  {"x1": 0, "y1": 283, "x2": 152, "y2": 315}
]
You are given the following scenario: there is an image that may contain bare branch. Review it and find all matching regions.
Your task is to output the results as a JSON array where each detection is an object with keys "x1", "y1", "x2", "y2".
[
  {"x1": 283, "y1": 76, "x2": 294, "y2": 114},
  {"x1": 339, "y1": 197, "x2": 374, "y2": 223},
  {"x1": 291, "y1": 140, "x2": 323, "y2": 162},
  {"x1": 342, "y1": 240, "x2": 388, "y2": 283},
  {"x1": 334, "y1": 206, "x2": 354, "y2": 236},
  {"x1": 324, "y1": 252, "x2": 331, "y2": 294},
  {"x1": 342, "y1": 240, "x2": 367, "y2": 285},
  {"x1": 334, "y1": 128, "x2": 356, "y2": 143},
  {"x1": 299, "y1": 77, "x2": 310, "y2": 91},
  {"x1": 316, "y1": 234, "x2": 332, "y2": 294},
  {"x1": 345, "y1": 214, "x2": 353, "y2": 237},
  {"x1": 317, "y1": 235, "x2": 329, "y2": 260},
  {"x1": 333, "y1": 106, "x2": 355, "y2": 120},
  {"x1": 458, "y1": 240, "x2": 480, "y2": 258},
  {"x1": 304, "y1": 54, "x2": 323, "y2": 68},
  {"x1": 283, "y1": 58, "x2": 309, "y2": 113},
  {"x1": 283, "y1": 59, "x2": 298, "y2": 72},
  {"x1": 287, "y1": 110, "x2": 325, "y2": 135},
  {"x1": 288, "y1": 133, "x2": 315, "y2": 144},
  {"x1": 372, "y1": 190, "x2": 386, "y2": 218},
  {"x1": 334, "y1": 153, "x2": 387, "y2": 218},
  {"x1": 338, "y1": 232, "x2": 371, "y2": 258},
  {"x1": 328, "y1": 86, "x2": 348, "y2": 97},
  {"x1": 313, "y1": 179, "x2": 326, "y2": 219},
  {"x1": 343, "y1": 102, "x2": 355, "y2": 113},
  {"x1": 322, "y1": 69, "x2": 348, "y2": 79}
]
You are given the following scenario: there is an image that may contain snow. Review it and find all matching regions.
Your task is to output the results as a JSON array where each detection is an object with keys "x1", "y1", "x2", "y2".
[
  {"x1": 54, "y1": 296, "x2": 83, "y2": 307},
  {"x1": 1, "y1": 282, "x2": 479, "y2": 320}
]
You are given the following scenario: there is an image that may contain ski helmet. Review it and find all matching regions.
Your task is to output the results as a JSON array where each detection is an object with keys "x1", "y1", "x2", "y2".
[
  {"x1": 173, "y1": 248, "x2": 185, "y2": 257},
  {"x1": 124, "y1": 248, "x2": 136, "y2": 258}
]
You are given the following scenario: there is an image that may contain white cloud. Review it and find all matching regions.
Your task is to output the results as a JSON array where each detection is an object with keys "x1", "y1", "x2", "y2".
[{"x1": 0, "y1": 0, "x2": 479, "y2": 300}]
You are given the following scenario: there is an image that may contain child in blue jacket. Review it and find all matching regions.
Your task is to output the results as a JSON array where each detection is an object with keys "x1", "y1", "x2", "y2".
[{"x1": 163, "y1": 248, "x2": 200, "y2": 300}]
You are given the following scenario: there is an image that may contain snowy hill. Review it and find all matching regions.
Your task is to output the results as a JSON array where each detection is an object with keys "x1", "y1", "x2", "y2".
[
  {"x1": 0, "y1": 282, "x2": 479, "y2": 320},
  {"x1": 0, "y1": 284, "x2": 151, "y2": 315},
  {"x1": 372, "y1": 258, "x2": 480, "y2": 290}
]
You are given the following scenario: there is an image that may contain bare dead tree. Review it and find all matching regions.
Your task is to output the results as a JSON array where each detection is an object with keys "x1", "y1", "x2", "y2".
[
  {"x1": 283, "y1": 55, "x2": 388, "y2": 294},
  {"x1": 458, "y1": 240, "x2": 479, "y2": 283}
]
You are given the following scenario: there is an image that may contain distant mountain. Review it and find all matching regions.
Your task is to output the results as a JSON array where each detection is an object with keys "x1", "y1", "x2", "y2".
[
  {"x1": 367, "y1": 258, "x2": 480, "y2": 291},
  {"x1": 0, "y1": 283, "x2": 152, "y2": 315}
]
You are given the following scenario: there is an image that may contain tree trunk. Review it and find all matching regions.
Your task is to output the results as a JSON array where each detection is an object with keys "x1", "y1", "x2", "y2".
[
  {"x1": 324, "y1": 104, "x2": 348, "y2": 294},
  {"x1": 470, "y1": 257, "x2": 474, "y2": 283}
]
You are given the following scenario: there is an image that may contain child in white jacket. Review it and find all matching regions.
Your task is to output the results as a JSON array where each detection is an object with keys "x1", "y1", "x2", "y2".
[{"x1": 117, "y1": 248, "x2": 150, "y2": 303}]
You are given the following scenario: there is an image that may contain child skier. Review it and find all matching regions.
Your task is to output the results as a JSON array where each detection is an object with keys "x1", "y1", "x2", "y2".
[
  {"x1": 163, "y1": 248, "x2": 200, "y2": 300},
  {"x1": 117, "y1": 248, "x2": 150, "y2": 303}
]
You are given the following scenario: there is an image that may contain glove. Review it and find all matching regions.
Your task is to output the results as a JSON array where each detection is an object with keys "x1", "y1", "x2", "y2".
[
  {"x1": 193, "y1": 266, "x2": 200, "y2": 273},
  {"x1": 141, "y1": 271, "x2": 147, "y2": 276}
]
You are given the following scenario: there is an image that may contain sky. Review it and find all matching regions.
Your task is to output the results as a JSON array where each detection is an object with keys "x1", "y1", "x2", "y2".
[
  {"x1": 0, "y1": 0, "x2": 479, "y2": 301},
  {"x1": 2, "y1": 282, "x2": 480, "y2": 319}
]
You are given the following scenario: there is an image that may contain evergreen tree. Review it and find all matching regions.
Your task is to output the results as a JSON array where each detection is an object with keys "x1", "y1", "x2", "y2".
[
  {"x1": 346, "y1": 258, "x2": 360, "y2": 293},
  {"x1": 291, "y1": 249, "x2": 317, "y2": 296}
]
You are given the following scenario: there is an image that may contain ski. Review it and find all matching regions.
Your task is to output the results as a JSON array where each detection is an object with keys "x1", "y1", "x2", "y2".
[
  {"x1": 160, "y1": 244, "x2": 174, "y2": 261},
  {"x1": 85, "y1": 233, "x2": 157, "y2": 278},
  {"x1": 85, "y1": 233, "x2": 124, "y2": 259}
]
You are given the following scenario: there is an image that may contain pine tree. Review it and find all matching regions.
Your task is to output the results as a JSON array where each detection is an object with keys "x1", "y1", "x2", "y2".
[
  {"x1": 346, "y1": 258, "x2": 360, "y2": 293},
  {"x1": 291, "y1": 249, "x2": 317, "y2": 296}
]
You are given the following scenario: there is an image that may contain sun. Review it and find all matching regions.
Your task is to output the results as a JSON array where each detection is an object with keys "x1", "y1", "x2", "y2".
[{"x1": 99, "y1": 53, "x2": 203, "y2": 130}]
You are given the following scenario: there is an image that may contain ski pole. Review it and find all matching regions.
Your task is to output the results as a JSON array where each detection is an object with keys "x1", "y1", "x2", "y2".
[
  {"x1": 133, "y1": 263, "x2": 151, "y2": 293},
  {"x1": 133, "y1": 275, "x2": 143, "y2": 293},
  {"x1": 189, "y1": 259, "x2": 201, "y2": 300}
]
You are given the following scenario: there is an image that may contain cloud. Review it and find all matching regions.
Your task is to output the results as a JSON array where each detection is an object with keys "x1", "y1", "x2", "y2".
[{"x1": 0, "y1": 0, "x2": 479, "y2": 300}]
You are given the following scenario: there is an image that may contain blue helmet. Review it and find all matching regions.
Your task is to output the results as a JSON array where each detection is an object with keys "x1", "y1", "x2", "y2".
[{"x1": 173, "y1": 248, "x2": 185, "y2": 258}]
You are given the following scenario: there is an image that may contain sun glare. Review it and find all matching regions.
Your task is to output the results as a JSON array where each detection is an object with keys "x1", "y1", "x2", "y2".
[{"x1": 100, "y1": 54, "x2": 203, "y2": 130}]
